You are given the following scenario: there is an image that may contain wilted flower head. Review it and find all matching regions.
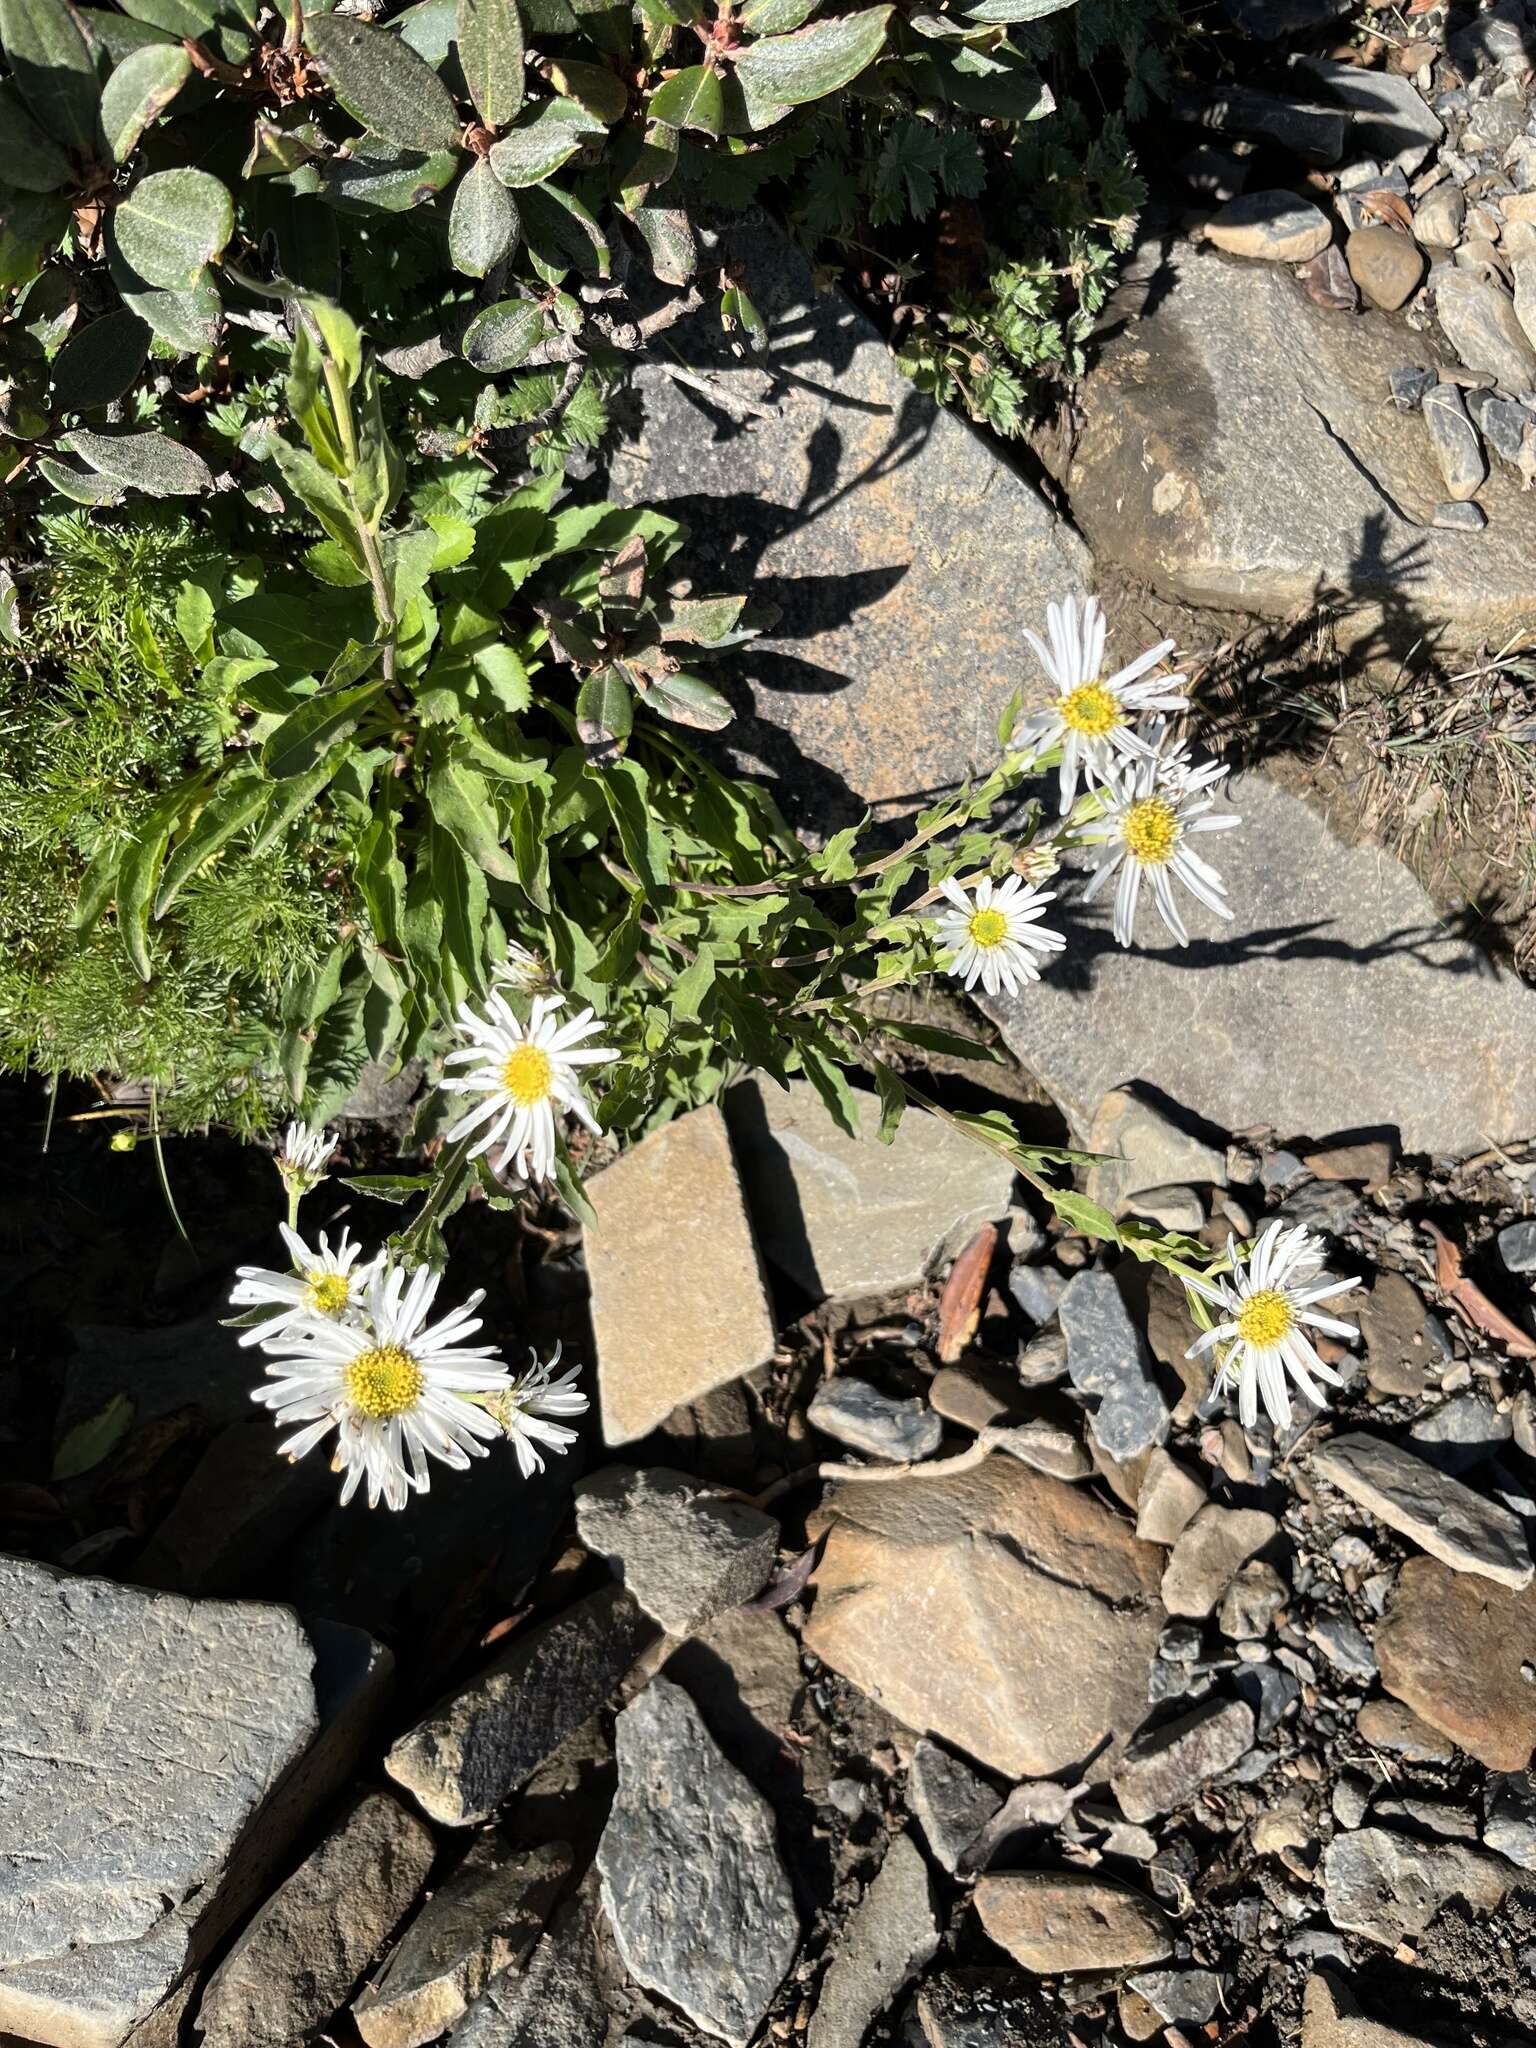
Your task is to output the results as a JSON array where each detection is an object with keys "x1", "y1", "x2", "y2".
[
  {"x1": 1184, "y1": 1220, "x2": 1362, "y2": 1432},
  {"x1": 492, "y1": 939, "x2": 557, "y2": 994},
  {"x1": 1015, "y1": 595, "x2": 1189, "y2": 815},
  {"x1": 274, "y1": 1120, "x2": 338, "y2": 1203},
  {"x1": 440, "y1": 990, "x2": 617, "y2": 1186},
  {"x1": 484, "y1": 1343, "x2": 590, "y2": 1479}
]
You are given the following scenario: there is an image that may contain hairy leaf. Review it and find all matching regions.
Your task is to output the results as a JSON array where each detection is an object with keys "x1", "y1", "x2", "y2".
[
  {"x1": 488, "y1": 95, "x2": 604, "y2": 186},
  {"x1": 100, "y1": 40, "x2": 189, "y2": 160},
  {"x1": 112, "y1": 168, "x2": 233, "y2": 289},
  {"x1": 647, "y1": 63, "x2": 721, "y2": 132},
  {"x1": 461, "y1": 295, "x2": 545, "y2": 370},
  {"x1": 455, "y1": 0, "x2": 524, "y2": 126},
  {"x1": 449, "y1": 154, "x2": 517, "y2": 276},
  {"x1": 733, "y1": 7, "x2": 891, "y2": 125},
  {"x1": 65, "y1": 426, "x2": 213, "y2": 494},
  {"x1": 308, "y1": 14, "x2": 461, "y2": 151}
]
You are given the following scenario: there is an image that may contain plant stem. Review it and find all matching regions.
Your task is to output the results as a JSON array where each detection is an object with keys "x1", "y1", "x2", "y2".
[{"x1": 399, "y1": 1132, "x2": 476, "y2": 1261}]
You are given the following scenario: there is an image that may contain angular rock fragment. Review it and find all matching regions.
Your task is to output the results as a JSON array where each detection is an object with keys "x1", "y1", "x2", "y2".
[
  {"x1": 597, "y1": 1678, "x2": 797, "y2": 2046},
  {"x1": 973, "y1": 1873, "x2": 1172, "y2": 1974},
  {"x1": 1060, "y1": 1270, "x2": 1170, "y2": 1461},
  {"x1": 807, "y1": 1378, "x2": 942, "y2": 1462},
  {"x1": 1312, "y1": 1432, "x2": 1533, "y2": 1589},
  {"x1": 1110, "y1": 1697, "x2": 1255, "y2": 1823},
  {"x1": 1423, "y1": 383, "x2": 1486, "y2": 503},
  {"x1": 1135, "y1": 1448, "x2": 1207, "y2": 1547},
  {"x1": 806, "y1": 1456, "x2": 1164, "y2": 1776},
  {"x1": 1205, "y1": 192, "x2": 1332, "y2": 262},
  {"x1": 806, "y1": 1833, "x2": 937, "y2": 2048},
  {"x1": 198, "y1": 1792, "x2": 435, "y2": 2048},
  {"x1": 353, "y1": 1838, "x2": 572, "y2": 2048},
  {"x1": 386, "y1": 1587, "x2": 651, "y2": 1826},
  {"x1": 1161, "y1": 1505, "x2": 1279, "y2": 1619},
  {"x1": 1321, "y1": 1827, "x2": 1512, "y2": 1947},
  {"x1": 1484, "y1": 1770, "x2": 1536, "y2": 1870},
  {"x1": 1376, "y1": 1556, "x2": 1536, "y2": 1771},
  {"x1": 575, "y1": 1465, "x2": 777, "y2": 1637},
  {"x1": 908, "y1": 1741, "x2": 1004, "y2": 1875},
  {"x1": 586, "y1": 1106, "x2": 775, "y2": 1446},
  {"x1": 449, "y1": 1893, "x2": 605, "y2": 2048},
  {"x1": 1084, "y1": 1087, "x2": 1226, "y2": 1218}
]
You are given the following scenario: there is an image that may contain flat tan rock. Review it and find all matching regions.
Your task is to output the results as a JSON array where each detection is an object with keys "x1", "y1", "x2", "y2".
[
  {"x1": 805, "y1": 1456, "x2": 1164, "y2": 1777},
  {"x1": 586, "y1": 1106, "x2": 775, "y2": 1446},
  {"x1": 1302, "y1": 1970, "x2": 1454, "y2": 2048},
  {"x1": 1375, "y1": 1556, "x2": 1536, "y2": 1771},
  {"x1": 973, "y1": 1873, "x2": 1172, "y2": 1974}
]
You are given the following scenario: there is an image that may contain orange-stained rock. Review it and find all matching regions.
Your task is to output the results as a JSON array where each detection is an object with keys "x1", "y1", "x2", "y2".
[{"x1": 1376, "y1": 1555, "x2": 1536, "y2": 1772}]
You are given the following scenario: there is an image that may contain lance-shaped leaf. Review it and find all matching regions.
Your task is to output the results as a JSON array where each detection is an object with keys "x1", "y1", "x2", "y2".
[
  {"x1": 0, "y1": 80, "x2": 72, "y2": 190},
  {"x1": 575, "y1": 665, "x2": 633, "y2": 755},
  {"x1": 646, "y1": 63, "x2": 721, "y2": 133},
  {"x1": 461, "y1": 295, "x2": 545, "y2": 370},
  {"x1": 488, "y1": 94, "x2": 604, "y2": 187},
  {"x1": 545, "y1": 56, "x2": 626, "y2": 122},
  {"x1": 36, "y1": 456, "x2": 122, "y2": 502},
  {"x1": 263, "y1": 677, "x2": 390, "y2": 779},
  {"x1": 49, "y1": 307, "x2": 150, "y2": 410},
  {"x1": 964, "y1": 0, "x2": 1076, "y2": 16},
  {"x1": 100, "y1": 42, "x2": 190, "y2": 162},
  {"x1": 455, "y1": 0, "x2": 523, "y2": 128},
  {"x1": 118, "y1": 778, "x2": 200, "y2": 980},
  {"x1": 307, "y1": 15, "x2": 461, "y2": 152},
  {"x1": 0, "y1": 0, "x2": 100, "y2": 153},
  {"x1": 154, "y1": 775, "x2": 271, "y2": 916},
  {"x1": 65, "y1": 426, "x2": 213, "y2": 495},
  {"x1": 733, "y1": 7, "x2": 891, "y2": 122},
  {"x1": 630, "y1": 202, "x2": 695, "y2": 285},
  {"x1": 449, "y1": 154, "x2": 517, "y2": 276},
  {"x1": 643, "y1": 669, "x2": 733, "y2": 729},
  {"x1": 427, "y1": 755, "x2": 521, "y2": 881},
  {"x1": 112, "y1": 168, "x2": 233, "y2": 289}
]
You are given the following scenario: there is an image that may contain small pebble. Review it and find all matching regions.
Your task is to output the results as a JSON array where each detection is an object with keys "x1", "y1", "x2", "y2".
[{"x1": 1432, "y1": 498, "x2": 1488, "y2": 529}]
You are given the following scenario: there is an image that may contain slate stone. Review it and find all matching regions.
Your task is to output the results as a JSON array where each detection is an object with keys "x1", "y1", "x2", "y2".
[
  {"x1": 1408, "y1": 1394, "x2": 1511, "y2": 1475},
  {"x1": 385, "y1": 1587, "x2": 652, "y2": 1826},
  {"x1": 1484, "y1": 1769, "x2": 1536, "y2": 1869},
  {"x1": 1084, "y1": 1086, "x2": 1226, "y2": 1217},
  {"x1": 1312, "y1": 1431, "x2": 1533, "y2": 1588},
  {"x1": 448, "y1": 1893, "x2": 606, "y2": 2048},
  {"x1": 575, "y1": 1465, "x2": 778, "y2": 1636},
  {"x1": 1059, "y1": 1270, "x2": 1170, "y2": 1461},
  {"x1": 597, "y1": 1678, "x2": 798, "y2": 2046},
  {"x1": 1068, "y1": 237, "x2": 1536, "y2": 657},
  {"x1": 198, "y1": 1791, "x2": 436, "y2": 2048},
  {"x1": 1376, "y1": 1556, "x2": 1536, "y2": 1770},
  {"x1": 1470, "y1": 392, "x2": 1534, "y2": 463},
  {"x1": 1109, "y1": 1697, "x2": 1255, "y2": 1823},
  {"x1": 1162, "y1": 1506, "x2": 1279, "y2": 1620},
  {"x1": 0, "y1": 1557, "x2": 386, "y2": 2048},
  {"x1": 1353, "y1": 1697, "x2": 1454, "y2": 1764},
  {"x1": 1009, "y1": 1267, "x2": 1070, "y2": 1329},
  {"x1": 585, "y1": 1105, "x2": 775, "y2": 1447},
  {"x1": 977, "y1": 773, "x2": 1536, "y2": 1156},
  {"x1": 806, "y1": 1456, "x2": 1164, "y2": 1777},
  {"x1": 728, "y1": 1078, "x2": 1016, "y2": 1305},
  {"x1": 806, "y1": 1832, "x2": 938, "y2": 2048},
  {"x1": 973, "y1": 1874, "x2": 1172, "y2": 1974},
  {"x1": 1290, "y1": 54, "x2": 1444, "y2": 175},
  {"x1": 1126, "y1": 1970, "x2": 1222, "y2": 2024},
  {"x1": 908, "y1": 1740, "x2": 1005, "y2": 1875},
  {"x1": 1389, "y1": 364, "x2": 1437, "y2": 409},
  {"x1": 353, "y1": 1839, "x2": 572, "y2": 2048},
  {"x1": 807, "y1": 1377, "x2": 943, "y2": 1462},
  {"x1": 1423, "y1": 383, "x2": 1486, "y2": 501},
  {"x1": 1309, "y1": 1613, "x2": 1377, "y2": 1683},
  {"x1": 1135, "y1": 1448, "x2": 1207, "y2": 1548},
  {"x1": 1435, "y1": 272, "x2": 1536, "y2": 394},
  {"x1": 605, "y1": 218, "x2": 1089, "y2": 831},
  {"x1": 1499, "y1": 1219, "x2": 1536, "y2": 1273},
  {"x1": 1321, "y1": 1827, "x2": 1512, "y2": 1946},
  {"x1": 1168, "y1": 83, "x2": 1348, "y2": 164}
]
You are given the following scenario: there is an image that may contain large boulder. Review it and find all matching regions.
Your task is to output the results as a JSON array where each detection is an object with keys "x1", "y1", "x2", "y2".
[{"x1": 1068, "y1": 236, "x2": 1536, "y2": 650}]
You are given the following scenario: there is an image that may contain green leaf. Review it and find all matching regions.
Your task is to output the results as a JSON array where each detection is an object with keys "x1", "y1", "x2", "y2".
[
  {"x1": 37, "y1": 456, "x2": 121, "y2": 503},
  {"x1": 546, "y1": 55, "x2": 626, "y2": 121},
  {"x1": 73, "y1": 834, "x2": 120, "y2": 932},
  {"x1": 427, "y1": 754, "x2": 521, "y2": 883},
  {"x1": 319, "y1": 138, "x2": 459, "y2": 212},
  {"x1": 0, "y1": 0, "x2": 99, "y2": 152},
  {"x1": 488, "y1": 95, "x2": 604, "y2": 187},
  {"x1": 153, "y1": 776, "x2": 270, "y2": 916},
  {"x1": 643, "y1": 669, "x2": 733, "y2": 730},
  {"x1": 629, "y1": 202, "x2": 695, "y2": 284},
  {"x1": 0, "y1": 564, "x2": 20, "y2": 648},
  {"x1": 64, "y1": 426, "x2": 213, "y2": 495},
  {"x1": 307, "y1": 14, "x2": 461, "y2": 151},
  {"x1": 449, "y1": 155, "x2": 517, "y2": 277},
  {"x1": 455, "y1": 0, "x2": 523, "y2": 127},
  {"x1": 1048, "y1": 1188, "x2": 1121, "y2": 1243},
  {"x1": 341, "y1": 1171, "x2": 435, "y2": 1204},
  {"x1": 797, "y1": 1035, "x2": 861, "y2": 1138},
  {"x1": 117, "y1": 778, "x2": 199, "y2": 980},
  {"x1": 251, "y1": 757, "x2": 342, "y2": 852},
  {"x1": 473, "y1": 640, "x2": 531, "y2": 711},
  {"x1": 112, "y1": 169, "x2": 233, "y2": 290},
  {"x1": 100, "y1": 41, "x2": 190, "y2": 161},
  {"x1": 597, "y1": 755, "x2": 669, "y2": 894},
  {"x1": 173, "y1": 578, "x2": 213, "y2": 653},
  {"x1": 733, "y1": 7, "x2": 890, "y2": 121},
  {"x1": 461, "y1": 296, "x2": 545, "y2": 371},
  {"x1": 262, "y1": 678, "x2": 388, "y2": 779},
  {"x1": 49, "y1": 309, "x2": 150, "y2": 411},
  {"x1": 0, "y1": 188, "x2": 69, "y2": 290},
  {"x1": 877, "y1": 1016, "x2": 1001, "y2": 1063},
  {"x1": 265, "y1": 435, "x2": 365, "y2": 561},
  {"x1": 0, "y1": 78, "x2": 72, "y2": 189},
  {"x1": 740, "y1": 0, "x2": 816, "y2": 28},
  {"x1": 872, "y1": 1060, "x2": 905, "y2": 1143},
  {"x1": 647, "y1": 63, "x2": 722, "y2": 132},
  {"x1": 576, "y1": 664, "x2": 633, "y2": 753},
  {"x1": 116, "y1": 274, "x2": 222, "y2": 354},
  {"x1": 668, "y1": 950, "x2": 715, "y2": 1022},
  {"x1": 117, "y1": 0, "x2": 213, "y2": 35},
  {"x1": 52, "y1": 1392, "x2": 134, "y2": 1481},
  {"x1": 964, "y1": 0, "x2": 1075, "y2": 17}
]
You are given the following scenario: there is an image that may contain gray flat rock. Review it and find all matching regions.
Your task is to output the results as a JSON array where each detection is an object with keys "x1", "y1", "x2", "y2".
[
  {"x1": 198, "y1": 1791, "x2": 436, "y2": 2048},
  {"x1": 1060, "y1": 1270, "x2": 1170, "y2": 1461},
  {"x1": 806, "y1": 1832, "x2": 938, "y2": 2048},
  {"x1": 448, "y1": 1894, "x2": 606, "y2": 2048},
  {"x1": 597, "y1": 1678, "x2": 798, "y2": 2045},
  {"x1": 1289, "y1": 54, "x2": 1443, "y2": 173},
  {"x1": 1069, "y1": 238, "x2": 1536, "y2": 653},
  {"x1": 0, "y1": 1555, "x2": 325, "y2": 2048},
  {"x1": 908, "y1": 1741, "x2": 1004, "y2": 1876},
  {"x1": 807, "y1": 1377, "x2": 942, "y2": 1462},
  {"x1": 728, "y1": 1079, "x2": 1015, "y2": 1305},
  {"x1": 1109, "y1": 1697, "x2": 1256, "y2": 1822},
  {"x1": 978, "y1": 773, "x2": 1536, "y2": 1155},
  {"x1": 1321, "y1": 1827, "x2": 1513, "y2": 1946},
  {"x1": 385, "y1": 1586, "x2": 652, "y2": 1826},
  {"x1": 1312, "y1": 1431, "x2": 1533, "y2": 1589},
  {"x1": 575, "y1": 1465, "x2": 778, "y2": 1637},
  {"x1": 605, "y1": 218, "x2": 1089, "y2": 829}
]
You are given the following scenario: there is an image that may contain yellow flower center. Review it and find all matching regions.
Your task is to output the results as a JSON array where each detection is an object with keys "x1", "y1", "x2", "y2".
[
  {"x1": 501, "y1": 1043, "x2": 554, "y2": 1108},
  {"x1": 968, "y1": 907, "x2": 1010, "y2": 949},
  {"x1": 1122, "y1": 797, "x2": 1178, "y2": 866},
  {"x1": 306, "y1": 1272, "x2": 351, "y2": 1316},
  {"x1": 343, "y1": 1344, "x2": 425, "y2": 1420},
  {"x1": 1236, "y1": 1289, "x2": 1296, "y2": 1349},
  {"x1": 1059, "y1": 682, "x2": 1123, "y2": 737}
]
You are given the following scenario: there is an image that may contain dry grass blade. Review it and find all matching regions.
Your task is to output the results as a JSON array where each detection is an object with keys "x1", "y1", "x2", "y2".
[{"x1": 1424, "y1": 1220, "x2": 1536, "y2": 1358}]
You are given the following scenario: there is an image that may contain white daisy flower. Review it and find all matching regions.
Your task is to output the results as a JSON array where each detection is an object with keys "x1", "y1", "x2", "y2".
[
  {"x1": 229, "y1": 1223, "x2": 380, "y2": 1348},
  {"x1": 1184, "y1": 1220, "x2": 1362, "y2": 1432},
  {"x1": 275, "y1": 1119, "x2": 338, "y2": 1199},
  {"x1": 440, "y1": 990, "x2": 617, "y2": 1185},
  {"x1": 1015, "y1": 595, "x2": 1189, "y2": 814},
  {"x1": 492, "y1": 939, "x2": 554, "y2": 993},
  {"x1": 933, "y1": 872, "x2": 1066, "y2": 997},
  {"x1": 251, "y1": 1259, "x2": 513, "y2": 1511},
  {"x1": 489, "y1": 1343, "x2": 589, "y2": 1479},
  {"x1": 1079, "y1": 746, "x2": 1241, "y2": 948}
]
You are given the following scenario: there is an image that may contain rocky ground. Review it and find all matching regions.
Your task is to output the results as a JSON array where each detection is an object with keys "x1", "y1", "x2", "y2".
[{"x1": 8, "y1": 4, "x2": 1536, "y2": 2044}]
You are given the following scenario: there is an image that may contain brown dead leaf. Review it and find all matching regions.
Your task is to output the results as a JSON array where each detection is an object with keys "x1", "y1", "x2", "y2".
[
  {"x1": 1297, "y1": 244, "x2": 1358, "y2": 313},
  {"x1": 0, "y1": 1482, "x2": 65, "y2": 1522},
  {"x1": 1424, "y1": 1220, "x2": 1536, "y2": 1357},
  {"x1": 937, "y1": 1223, "x2": 996, "y2": 1364},
  {"x1": 1359, "y1": 190, "x2": 1415, "y2": 233}
]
